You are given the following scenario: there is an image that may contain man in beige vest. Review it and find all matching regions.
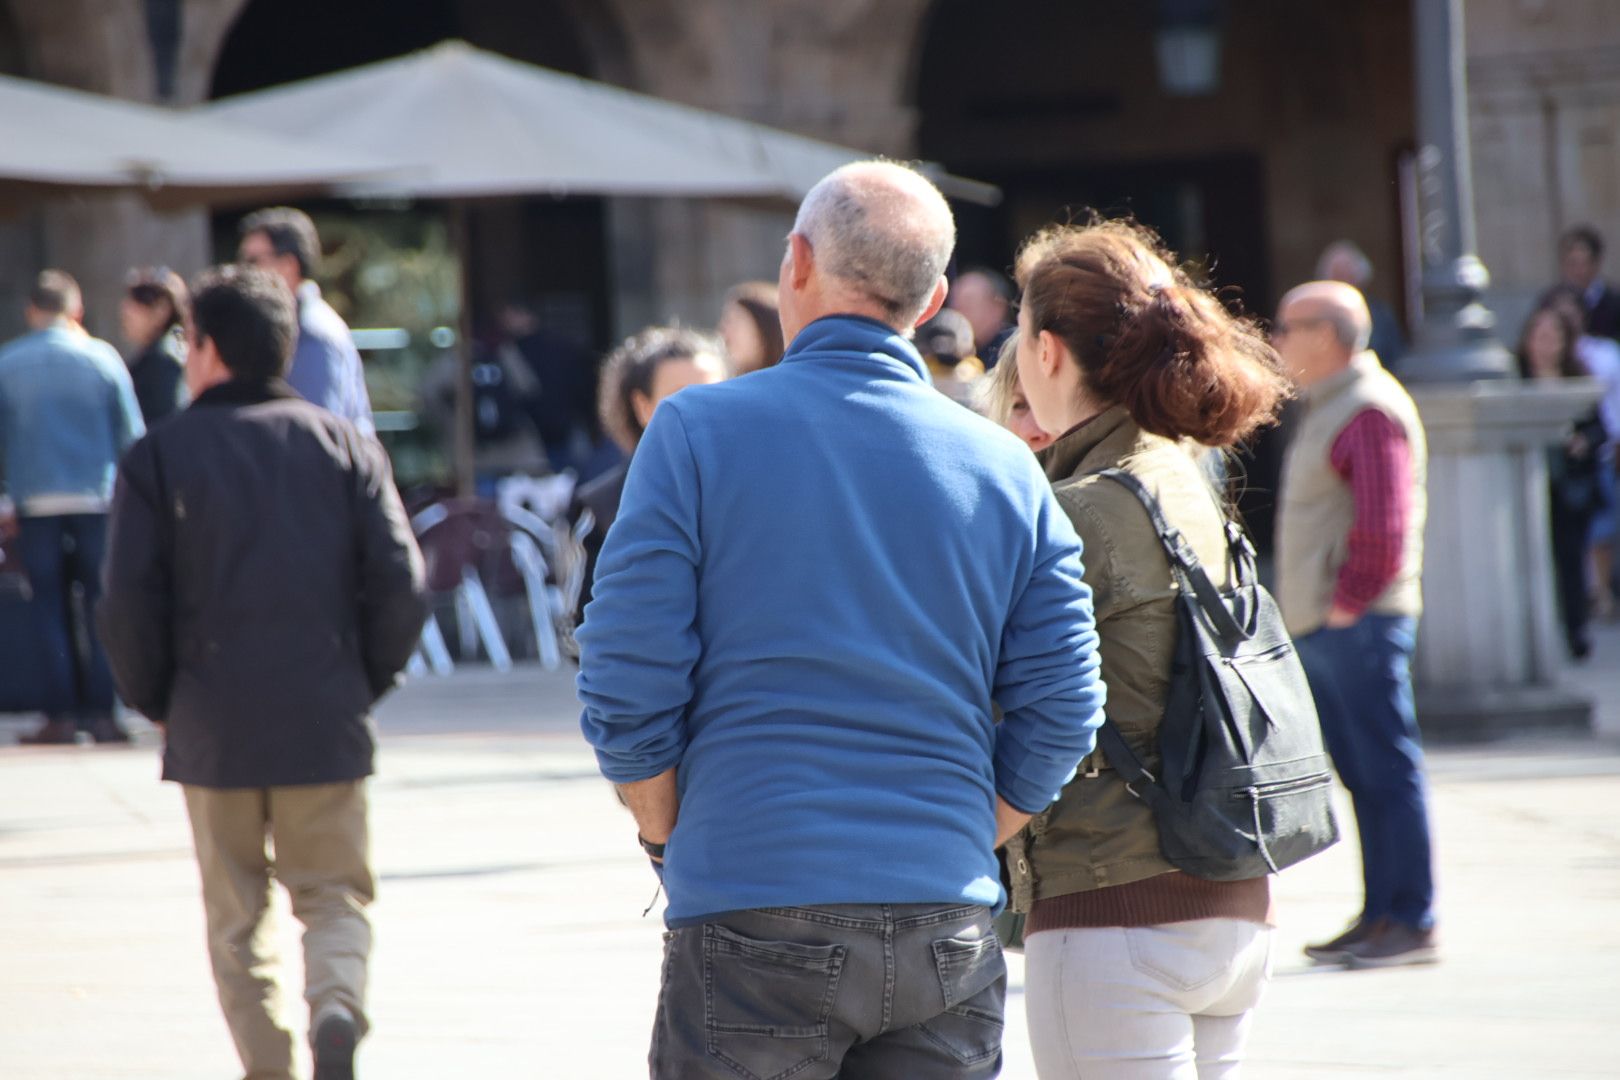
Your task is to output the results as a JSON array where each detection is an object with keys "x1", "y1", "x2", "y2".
[{"x1": 1274, "y1": 281, "x2": 1438, "y2": 969}]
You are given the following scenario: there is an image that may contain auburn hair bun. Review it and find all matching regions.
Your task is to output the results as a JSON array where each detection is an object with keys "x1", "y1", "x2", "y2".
[{"x1": 1015, "y1": 221, "x2": 1289, "y2": 447}]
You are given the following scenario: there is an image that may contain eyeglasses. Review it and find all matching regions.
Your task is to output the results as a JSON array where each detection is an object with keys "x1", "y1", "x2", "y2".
[{"x1": 1271, "y1": 317, "x2": 1330, "y2": 339}]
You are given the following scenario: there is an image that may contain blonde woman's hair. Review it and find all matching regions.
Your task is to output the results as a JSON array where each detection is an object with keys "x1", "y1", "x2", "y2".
[{"x1": 976, "y1": 330, "x2": 1021, "y2": 423}]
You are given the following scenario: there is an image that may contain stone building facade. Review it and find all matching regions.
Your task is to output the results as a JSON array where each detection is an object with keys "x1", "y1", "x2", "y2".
[{"x1": 0, "y1": 0, "x2": 1615, "y2": 350}]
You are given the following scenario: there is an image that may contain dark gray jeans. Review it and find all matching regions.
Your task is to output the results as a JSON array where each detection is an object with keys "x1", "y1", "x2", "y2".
[{"x1": 650, "y1": 903, "x2": 1005, "y2": 1079}]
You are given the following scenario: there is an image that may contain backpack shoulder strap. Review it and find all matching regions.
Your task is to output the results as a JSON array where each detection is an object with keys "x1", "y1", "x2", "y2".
[
  {"x1": 1092, "y1": 467, "x2": 1190, "y2": 563},
  {"x1": 1096, "y1": 719, "x2": 1153, "y2": 783},
  {"x1": 1093, "y1": 467, "x2": 1253, "y2": 641}
]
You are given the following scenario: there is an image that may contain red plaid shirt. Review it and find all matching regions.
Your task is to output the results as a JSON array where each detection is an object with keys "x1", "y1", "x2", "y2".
[{"x1": 1328, "y1": 409, "x2": 1414, "y2": 616}]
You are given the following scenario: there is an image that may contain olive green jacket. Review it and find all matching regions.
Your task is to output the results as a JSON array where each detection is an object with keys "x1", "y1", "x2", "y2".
[{"x1": 1004, "y1": 406, "x2": 1236, "y2": 911}]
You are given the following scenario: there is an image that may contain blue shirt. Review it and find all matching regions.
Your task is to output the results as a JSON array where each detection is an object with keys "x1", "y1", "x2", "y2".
[
  {"x1": 289, "y1": 282, "x2": 374, "y2": 438},
  {"x1": 0, "y1": 325, "x2": 144, "y2": 512},
  {"x1": 577, "y1": 314, "x2": 1105, "y2": 925}
]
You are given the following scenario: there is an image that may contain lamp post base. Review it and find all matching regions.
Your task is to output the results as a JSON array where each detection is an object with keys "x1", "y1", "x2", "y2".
[
  {"x1": 1416, "y1": 684, "x2": 1592, "y2": 743},
  {"x1": 1410, "y1": 381, "x2": 1601, "y2": 740}
]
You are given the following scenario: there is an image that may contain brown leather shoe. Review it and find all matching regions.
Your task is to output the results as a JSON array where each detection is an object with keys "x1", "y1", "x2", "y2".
[
  {"x1": 18, "y1": 718, "x2": 81, "y2": 745},
  {"x1": 1303, "y1": 917, "x2": 1380, "y2": 963},
  {"x1": 1343, "y1": 921, "x2": 1439, "y2": 969}
]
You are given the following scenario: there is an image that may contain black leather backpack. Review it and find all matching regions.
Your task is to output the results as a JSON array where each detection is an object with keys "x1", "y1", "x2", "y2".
[{"x1": 1093, "y1": 468, "x2": 1339, "y2": 881}]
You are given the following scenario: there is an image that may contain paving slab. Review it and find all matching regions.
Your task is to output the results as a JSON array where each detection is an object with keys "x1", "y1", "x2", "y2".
[{"x1": 2, "y1": 625, "x2": 1619, "y2": 1078}]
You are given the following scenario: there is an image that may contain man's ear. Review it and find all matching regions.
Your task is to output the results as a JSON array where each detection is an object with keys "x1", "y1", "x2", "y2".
[
  {"x1": 788, "y1": 232, "x2": 815, "y2": 290},
  {"x1": 911, "y1": 276, "x2": 949, "y2": 330}
]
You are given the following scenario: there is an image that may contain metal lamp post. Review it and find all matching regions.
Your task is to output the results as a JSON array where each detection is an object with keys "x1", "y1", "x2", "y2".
[
  {"x1": 1400, "y1": 0, "x2": 1598, "y2": 736},
  {"x1": 1402, "y1": 0, "x2": 1515, "y2": 384}
]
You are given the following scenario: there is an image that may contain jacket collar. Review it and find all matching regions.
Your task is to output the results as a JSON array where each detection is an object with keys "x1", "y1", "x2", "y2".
[
  {"x1": 190, "y1": 377, "x2": 300, "y2": 409},
  {"x1": 1038, "y1": 404, "x2": 1141, "y2": 483},
  {"x1": 780, "y1": 314, "x2": 929, "y2": 382},
  {"x1": 1303, "y1": 350, "x2": 1379, "y2": 404}
]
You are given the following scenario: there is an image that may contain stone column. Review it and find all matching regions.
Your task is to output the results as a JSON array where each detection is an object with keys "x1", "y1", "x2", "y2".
[
  {"x1": 7, "y1": 0, "x2": 249, "y2": 339},
  {"x1": 1402, "y1": 0, "x2": 1598, "y2": 736},
  {"x1": 584, "y1": 0, "x2": 932, "y2": 336}
]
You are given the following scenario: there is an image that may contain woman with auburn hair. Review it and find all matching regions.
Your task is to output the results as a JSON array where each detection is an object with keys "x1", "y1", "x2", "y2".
[{"x1": 1002, "y1": 220, "x2": 1291, "y2": 1078}]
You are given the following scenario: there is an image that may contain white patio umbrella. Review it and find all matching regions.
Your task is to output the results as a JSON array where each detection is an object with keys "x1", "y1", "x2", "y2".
[
  {"x1": 204, "y1": 39, "x2": 996, "y2": 204},
  {"x1": 0, "y1": 72, "x2": 391, "y2": 209},
  {"x1": 204, "y1": 41, "x2": 999, "y2": 492}
]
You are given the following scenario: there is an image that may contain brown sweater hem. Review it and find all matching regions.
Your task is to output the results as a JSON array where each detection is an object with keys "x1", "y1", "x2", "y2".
[{"x1": 1027, "y1": 871, "x2": 1274, "y2": 933}]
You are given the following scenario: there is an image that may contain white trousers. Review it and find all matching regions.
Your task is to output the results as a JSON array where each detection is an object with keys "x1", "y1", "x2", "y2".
[{"x1": 1024, "y1": 919, "x2": 1273, "y2": 1079}]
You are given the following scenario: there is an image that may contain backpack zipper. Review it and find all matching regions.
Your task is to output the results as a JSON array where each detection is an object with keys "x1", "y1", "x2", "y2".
[{"x1": 1233, "y1": 771, "x2": 1334, "y2": 800}]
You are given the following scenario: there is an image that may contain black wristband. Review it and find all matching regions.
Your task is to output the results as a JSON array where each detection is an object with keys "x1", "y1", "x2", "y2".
[{"x1": 638, "y1": 834, "x2": 667, "y2": 859}]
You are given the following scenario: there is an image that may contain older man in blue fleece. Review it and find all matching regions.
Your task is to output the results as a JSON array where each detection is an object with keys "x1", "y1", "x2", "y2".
[{"x1": 578, "y1": 160, "x2": 1105, "y2": 1080}]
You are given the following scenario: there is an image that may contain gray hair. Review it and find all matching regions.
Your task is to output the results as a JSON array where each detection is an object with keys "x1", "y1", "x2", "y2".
[
  {"x1": 1316, "y1": 240, "x2": 1373, "y2": 288},
  {"x1": 1326, "y1": 309, "x2": 1373, "y2": 351},
  {"x1": 792, "y1": 161, "x2": 955, "y2": 325}
]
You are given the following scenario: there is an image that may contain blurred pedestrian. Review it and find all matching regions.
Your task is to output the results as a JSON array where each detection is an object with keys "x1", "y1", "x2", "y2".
[
  {"x1": 716, "y1": 280, "x2": 784, "y2": 374},
  {"x1": 120, "y1": 267, "x2": 190, "y2": 426},
  {"x1": 97, "y1": 265, "x2": 427, "y2": 1080},
  {"x1": 0, "y1": 270, "x2": 144, "y2": 745},
  {"x1": 419, "y1": 321, "x2": 547, "y2": 491},
  {"x1": 577, "y1": 161, "x2": 1105, "y2": 1079},
  {"x1": 1556, "y1": 225, "x2": 1620, "y2": 341},
  {"x1": 948, "y1": 266, "x2": 1016, "y2": 367},
  {"x1": 1517, "y1": 303, "x2": 1609, "y2": 659},
  {"x1": 572, "y1": 326, "x2": 727, "y2": 618},
  {"x1": 494, "y1": 300, "x2": 597, "y2": 471},
  {"x1": 238, "y1": 207, "x2": 375, "y2": 436},
  {"x1": 1317, "y1": 240, "x2": 1407, "y2": 373},
  {"x1": 1274, "y1": 281, "x2": 1439, "y2": 968},
  {"x1": 982, "y1": 335, "x2": 1053, "y2": 451},
  {"x1": 1006, "y1": 221, "x2": 1289, "y2": 1078},
  {"x1": 916, "y1": 307, "x2": 984, "y2": 405},
  {"x1": 1540, "y1": 285, "x2": 1620, "y2": 619}
]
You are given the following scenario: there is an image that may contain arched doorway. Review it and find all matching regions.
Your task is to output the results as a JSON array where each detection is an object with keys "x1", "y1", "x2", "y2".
[{"x1": 912, "y1": 0, "x2": 1415, "y2": 558}]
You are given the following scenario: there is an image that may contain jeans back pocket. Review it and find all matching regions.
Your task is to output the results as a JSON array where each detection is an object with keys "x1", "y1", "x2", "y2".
[
  {"x1": 703, "y1": 923, "x2": 847, "y2": 1080},
  {"x1": 919, "y1": 931, "x2": 1006, "y2": 1066}
]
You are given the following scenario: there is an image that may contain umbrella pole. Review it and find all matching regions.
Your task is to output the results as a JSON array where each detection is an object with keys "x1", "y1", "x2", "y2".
[{"x1": 450, "y1": 200, "x2": 476, "y2": 498}]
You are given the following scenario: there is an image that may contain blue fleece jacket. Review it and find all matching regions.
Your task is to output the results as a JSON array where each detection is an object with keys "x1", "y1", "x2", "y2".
[{"x1": 577, "y1": 315, "x2": 1105, "y2": 925}]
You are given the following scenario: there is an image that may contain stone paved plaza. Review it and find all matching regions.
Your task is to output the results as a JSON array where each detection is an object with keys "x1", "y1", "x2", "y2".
[{"x1": 2, "y1": 628, "x2": 1619, "y2": 1079}]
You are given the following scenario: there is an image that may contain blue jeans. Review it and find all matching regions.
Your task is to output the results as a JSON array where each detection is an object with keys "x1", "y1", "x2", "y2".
[
  {"x1": 16, "y1": 513, "x2": 115, "y2": 723},
  {"x1": 1295, "y1": 615, "x2": 1436, "y2": 931},
  {"x1": 651, "y1": 904, "x2": 1005, "y2": 1079}
]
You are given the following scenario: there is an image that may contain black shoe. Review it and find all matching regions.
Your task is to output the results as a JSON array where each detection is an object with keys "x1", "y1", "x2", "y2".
[
  {"x1": 85, "y1": 715, "x2": 131, "y2": 745},
  {"x1": 1303, "y1": 917, "x2": 1381, "y2": 963},
  {"x1": 18, "y1": 718, "x2": 81, "y2": 745},
  {"x1": 1343, "y1": 921, "x2": 1439, "y2": 969},
  {"x1": 313, "y1": 1012, "x2": 357, "y2": 1080}
]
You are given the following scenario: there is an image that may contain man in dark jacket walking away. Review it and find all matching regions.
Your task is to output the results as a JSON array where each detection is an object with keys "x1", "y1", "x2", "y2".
[{"x1": 97, "y1": 266, "x2": 427, "y2": 1080}]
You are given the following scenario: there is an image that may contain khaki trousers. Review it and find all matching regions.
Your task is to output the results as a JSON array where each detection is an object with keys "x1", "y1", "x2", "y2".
[{"x1": 183, "y1": 781, "x2": 375, "y2": 1080}]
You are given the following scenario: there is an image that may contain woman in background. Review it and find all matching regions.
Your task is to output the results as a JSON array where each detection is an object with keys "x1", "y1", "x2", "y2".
[
  {"x1": 981, "y1": 332, "x2": 1053, "y2": 452},
  {"x1": 572, "y1": 327, "x2": 728, "y2": 619},
  {"x1": 1518, "y1": 303, "x2": 1609, "y2": 659},
  {"x1": 119, "y1": 267, "x2": 189, "y2": 425},
  {"x1": 716, "y1": 281, "x2": 784, "y2": 374}
]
